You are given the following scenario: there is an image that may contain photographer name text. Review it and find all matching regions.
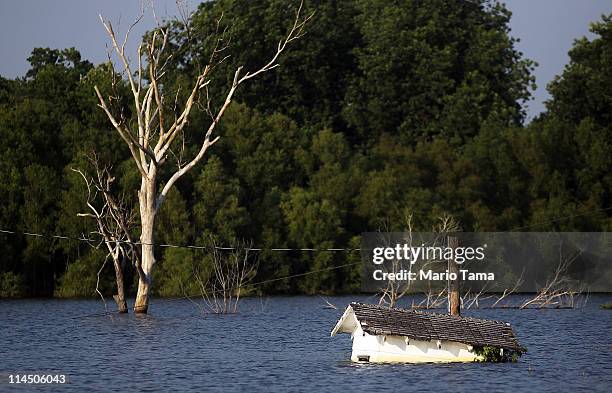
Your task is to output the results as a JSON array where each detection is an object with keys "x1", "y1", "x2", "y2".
[{"x1": 373, "y1": 269, "x2": 494, "y2": 282}]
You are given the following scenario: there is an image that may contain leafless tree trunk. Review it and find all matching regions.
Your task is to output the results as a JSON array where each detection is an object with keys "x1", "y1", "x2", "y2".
[
  {"x1": 73, "y1": 156, "x2": 139, "y2": 313},
  {"x1": 95, "y1": 2, "x2": 312, "y2": 313},
  {"x1": 447, "y1": 236, "x2": 460, "y2": 316}
]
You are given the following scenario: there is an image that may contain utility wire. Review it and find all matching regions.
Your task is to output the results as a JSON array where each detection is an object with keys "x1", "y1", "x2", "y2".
[
  {"x1": 3, "y1": 204, "x2": 611, "y2": 319},
  {"x1": 69, "y1": 260, "x2": 362, "y2": 319},
  {"x1": 2, "y1": 205, "x2": 611, "y2": 250},
  {"x1": 506, "y1": 205, "x2": 612, "y2": 231},
  {"x1": 0, "y1": 229, "x2": 359, "y2": 252}
]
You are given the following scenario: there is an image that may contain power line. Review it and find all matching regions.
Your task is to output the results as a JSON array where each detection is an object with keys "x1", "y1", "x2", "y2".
[
  {"x1": 506, "y1": 206, "x2": 612, "y2": 231},
  {"x1": 0, "y1": 229, "x2": 359, "y2": 252},
  {"x1": 2, "y1": 205, "x2": 611, "y2": 250},
  {"x1": 4, "y1": 204, "x2": 612, "y2": 319},
  {"x1": 0, "y1": 226, "x2": 362, "y2": 318},
  {"x1": 70, "y1": 260, "x2": 362, "y2": 319}
]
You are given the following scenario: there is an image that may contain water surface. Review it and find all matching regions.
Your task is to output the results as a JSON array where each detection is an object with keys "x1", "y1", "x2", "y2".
[{"x1": 1, "y1": 295, "x2": 611, "y2": 392}]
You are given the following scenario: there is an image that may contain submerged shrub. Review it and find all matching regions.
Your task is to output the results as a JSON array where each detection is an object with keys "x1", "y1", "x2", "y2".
[{"x1": 471, "y1": 345, "x2": 522, "y2": 363}]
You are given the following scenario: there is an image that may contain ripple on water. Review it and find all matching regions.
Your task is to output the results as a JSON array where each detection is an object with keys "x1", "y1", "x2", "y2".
[{"x1": 0, "y1": 295, "x2": 611, "y2": 392}]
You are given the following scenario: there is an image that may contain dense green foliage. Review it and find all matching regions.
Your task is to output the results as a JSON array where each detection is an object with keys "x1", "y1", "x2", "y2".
[
  {"x1": 471, "y1": 345, "x2": 522, "y2": 362},
  {"x1": 0, "y1": 2, "x2": 610, "y2": 298}
]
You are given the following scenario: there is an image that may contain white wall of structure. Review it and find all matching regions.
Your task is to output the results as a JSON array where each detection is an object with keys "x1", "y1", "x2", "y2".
[{"x1": 350, "y1": 324, "x2": 479, "y2": 363}]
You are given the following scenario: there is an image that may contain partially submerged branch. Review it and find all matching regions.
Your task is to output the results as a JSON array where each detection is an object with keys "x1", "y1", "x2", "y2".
[
  {"x1": 378, "y1": 213, "x2": 459, "y2": 309},
  {"x1": 520, "y1": 246, "x2": 584, "y2": 309},
  {"x1": 73, "y1": 154, "x2": 139, "y2": 313},
  {"x1": 189, "y1": 239, "x2": 259, "y2": 314}
]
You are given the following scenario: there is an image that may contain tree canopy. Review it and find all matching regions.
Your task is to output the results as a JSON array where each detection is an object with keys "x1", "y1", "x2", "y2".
[{"x1": 0, "y1": 1, "x2": 610, "y2": 298}]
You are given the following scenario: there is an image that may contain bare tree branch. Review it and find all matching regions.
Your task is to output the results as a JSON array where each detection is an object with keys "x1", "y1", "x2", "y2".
[{"x1": 94, "y1": 1, "x2": 311, "y2": 313}]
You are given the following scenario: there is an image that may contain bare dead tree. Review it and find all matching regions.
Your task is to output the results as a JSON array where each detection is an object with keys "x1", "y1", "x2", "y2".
[
  {"x1": 521, "y1": 243, "x2": 584, "y2": 309},
  {"x1": 73, "y1": 155, "x2": 140, "y2": 313},
  {"x1": 95, "y1": 2, "x2": 313, "y2": 313},
  {"x1": 378, "y1": 213, "x2": 459, "y2": 309},
  {"x1": 412, "y1": 287, "x2": 447, "y2": 309},
  {"x1": 189, "y1": 240, "x2": 258, "y2": 314},
  {"x1": 377, "y1": 214, "x2": 414, "y2": 309},
  {"x1": 461, "y1": 282, "x2": 496, "y2": 310}
]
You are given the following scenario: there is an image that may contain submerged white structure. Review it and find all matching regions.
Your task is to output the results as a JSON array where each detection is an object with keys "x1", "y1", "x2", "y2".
[{"x1": 331, "y1": 303, "x2": 525, "y2": 363}]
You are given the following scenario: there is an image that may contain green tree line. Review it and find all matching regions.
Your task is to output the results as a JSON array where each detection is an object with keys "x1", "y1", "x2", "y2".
[{"x1": 0, "y1": 1, "x2": 610, "y2": 298}]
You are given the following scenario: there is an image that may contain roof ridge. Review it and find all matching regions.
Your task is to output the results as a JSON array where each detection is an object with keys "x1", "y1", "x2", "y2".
[{"x1": 349, "y1": 302, "x2": 512, "y2": 326}]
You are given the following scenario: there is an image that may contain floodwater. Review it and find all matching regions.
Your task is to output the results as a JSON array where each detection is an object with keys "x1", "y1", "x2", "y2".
[{"x1": 0, "y1": 295, "x2": 611, "y2": 392}]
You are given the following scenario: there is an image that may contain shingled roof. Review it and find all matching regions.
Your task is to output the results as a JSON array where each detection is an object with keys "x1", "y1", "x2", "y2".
[{"x1": 332, "y1": 302, "x2": 526, "y2": 352}]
